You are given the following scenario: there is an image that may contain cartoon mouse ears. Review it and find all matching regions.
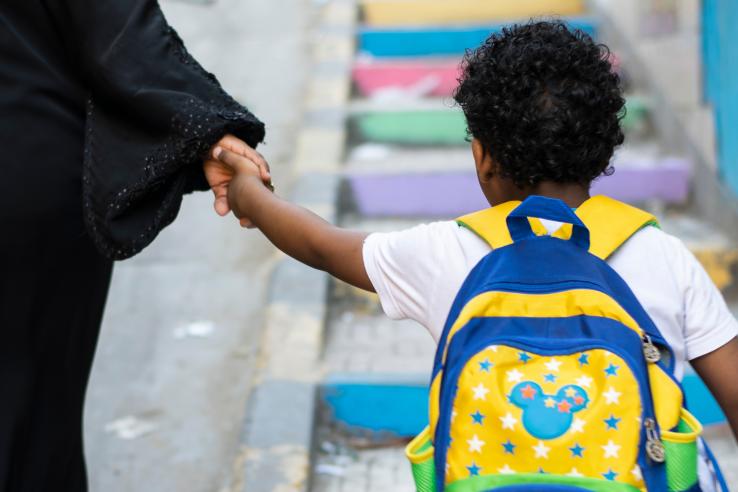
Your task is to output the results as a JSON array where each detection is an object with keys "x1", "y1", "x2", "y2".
[
  {"x1": 509, "y1": 382, "x2": 589, "y2": 414},
  {"x1": 556, "y1": 384, "x2": 589, "y2": 413},
  {"x1": 509, "y1": 381, "x2": 544, "y2": 408}
]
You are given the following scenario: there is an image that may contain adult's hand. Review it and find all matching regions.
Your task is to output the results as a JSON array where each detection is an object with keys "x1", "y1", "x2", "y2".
[{"x1": 203, "y1": 135, "x2": 271, "y2": 221}]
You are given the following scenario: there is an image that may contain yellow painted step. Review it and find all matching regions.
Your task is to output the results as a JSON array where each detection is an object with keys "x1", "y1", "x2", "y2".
[
  {"x1": 362, "y1": 0, "x2": 586, "y2": 27},
  {"x1": 658, "y1": 214, "x2": 738, "y2": 294}
]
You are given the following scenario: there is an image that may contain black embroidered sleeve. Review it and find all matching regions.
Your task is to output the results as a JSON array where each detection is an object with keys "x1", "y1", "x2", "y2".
[{"x1": 48, "y1": 0, "x2": 264, "y2": 259}]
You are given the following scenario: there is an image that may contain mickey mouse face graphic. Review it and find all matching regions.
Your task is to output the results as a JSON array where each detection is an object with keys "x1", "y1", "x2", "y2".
[{"x1": 510, "y1": 382, "x2": 589, "y2": 440}]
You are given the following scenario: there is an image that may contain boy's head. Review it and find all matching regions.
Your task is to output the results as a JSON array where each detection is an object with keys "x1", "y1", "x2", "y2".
[{"x1": 454, "y1": 21, "x2": 625, "y2": 206}]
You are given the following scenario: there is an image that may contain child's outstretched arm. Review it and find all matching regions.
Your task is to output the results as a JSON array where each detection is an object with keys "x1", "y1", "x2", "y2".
[
  {"x1": 214, "y1": 147, "x2": 374, "y2": 293},
  {"x1": 691, "y1": 337, "x2": 738, "y2": 440}
]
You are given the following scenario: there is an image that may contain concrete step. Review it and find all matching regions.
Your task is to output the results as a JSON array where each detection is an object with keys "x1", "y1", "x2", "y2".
[
  {"x1": 360, "y1": 0, "x2": 586, "y2": 28},
  {"x1": 346, "y1": 145, "x2": 472, "y2": 173},
  {"x1": 358, "y1": 17, "x2": 597, "y2": 58}
]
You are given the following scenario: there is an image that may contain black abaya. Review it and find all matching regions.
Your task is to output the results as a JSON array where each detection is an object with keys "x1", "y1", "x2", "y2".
[{"x1": 0, "y1": 1, "x2": 264, "y2": 490}]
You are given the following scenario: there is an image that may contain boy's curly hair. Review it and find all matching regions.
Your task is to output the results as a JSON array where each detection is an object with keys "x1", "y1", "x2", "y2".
[{"x1": 454, "y1": 21, "x2": 625, "y2": 187}]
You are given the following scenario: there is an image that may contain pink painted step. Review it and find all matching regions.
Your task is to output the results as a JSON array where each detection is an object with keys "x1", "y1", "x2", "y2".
[
  {"x1": 353, "y1": 59, "x2": 460, "y2": 98},
  {"x1": 353, "y1": 54, "x2": 620, "y2": 98}
]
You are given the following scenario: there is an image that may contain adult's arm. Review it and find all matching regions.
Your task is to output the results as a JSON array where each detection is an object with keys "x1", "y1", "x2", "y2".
[{"x1": 45, "y1": 0, "x2": 265, "y2": 259}]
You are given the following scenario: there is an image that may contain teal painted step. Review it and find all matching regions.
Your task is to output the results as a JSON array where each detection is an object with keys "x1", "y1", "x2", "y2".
[
  {"x1": 321, "y1": 371, "x2": 726, "y2": 437},
  {"x1": 683, "y1": 367, "x2": 727, "y2": 426},
  {"x1": 359, "y1": 17, "x2": 597, "y2": 58},
  {"x1": 321, "y1": 375, "x2": 429, "y2": 437},
  {"x1": 355, "y1": 98, "x2": 649, "y2": 145},
  {"x1": 355, "y1": 110, "x2": 468, "y2": 145}
]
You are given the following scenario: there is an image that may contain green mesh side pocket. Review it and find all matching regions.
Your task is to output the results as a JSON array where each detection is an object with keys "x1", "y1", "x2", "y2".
[
  {"x1": 406, "y1": 427, "x2": 437, "y2": 492},
  {"x1": 662, "y1": 409, "x2": 703, "y2": 491}
]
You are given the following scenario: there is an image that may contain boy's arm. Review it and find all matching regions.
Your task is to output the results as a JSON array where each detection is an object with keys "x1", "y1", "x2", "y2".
[
  {"x1": 215, "y1": 148, "x2": 374, "y2": 292},
  {"x1": 690, "y1": 337, "x2": 738, "y2": 440}
]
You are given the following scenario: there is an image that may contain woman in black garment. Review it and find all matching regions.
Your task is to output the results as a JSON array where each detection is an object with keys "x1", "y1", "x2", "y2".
[{"x1": 0, "y1": 1, "x2": 266, "y2": 490}]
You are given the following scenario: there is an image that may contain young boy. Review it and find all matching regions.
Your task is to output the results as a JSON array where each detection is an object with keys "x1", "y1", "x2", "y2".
[{"x1": 213, "y1": 21, "x2": 738, "y2": 488}]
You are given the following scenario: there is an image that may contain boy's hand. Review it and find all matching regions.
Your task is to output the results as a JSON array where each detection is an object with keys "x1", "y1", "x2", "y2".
[
  {"x1": 212, "y1": 147, "x2": 270, "y2": 228},
  {"x1": 203, "y1": 135, "x2": 272, "y2": 219}
]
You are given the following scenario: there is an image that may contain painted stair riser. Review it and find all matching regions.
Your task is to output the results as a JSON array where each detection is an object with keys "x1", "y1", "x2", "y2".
[
  {"x1": 360, "y1": 19, "x2": 597, "y2": 58},
  {"x1": 353, "y1": 62, "x2": 460, "y2": 98},
  {"x1": 347, "y1": 167, "x2": 691, "y2": 217},
  {"x1": 355, "y1": 111, "x2": 469, "y2": 146},
  {"x1": 322, "y1": 382, "x2": 428, "y2": 437},
  {"x1": 353, "y1": 53, "x2": 621, "y2": 98},
  {"x1": 322, "y1": 373, "x2": 726, "y2": 437},
  {"x1": 355, "y1": 101, "x2": 647, "y2": 145},
  {"x1": 361, "y1": 0, "x2": 586, "y2": 28}
]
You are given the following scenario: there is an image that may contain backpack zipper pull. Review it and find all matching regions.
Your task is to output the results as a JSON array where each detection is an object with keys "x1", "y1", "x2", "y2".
[
  {"x1": 642, "y1": 333, "x2": 661, "y2": 363},
  {"x1": 644, "y1": 417, "x2": 666, "y2": 463}
]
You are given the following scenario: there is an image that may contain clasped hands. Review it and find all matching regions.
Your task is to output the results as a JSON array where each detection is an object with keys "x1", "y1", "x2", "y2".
[{"x1": 203, "y1": 134, "x2": 273, "y2": 228}]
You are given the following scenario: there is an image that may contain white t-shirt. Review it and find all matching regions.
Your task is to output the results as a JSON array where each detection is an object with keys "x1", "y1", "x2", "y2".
[{"x1": 363, "y1": 220, "x2": 738, "y2": 381}]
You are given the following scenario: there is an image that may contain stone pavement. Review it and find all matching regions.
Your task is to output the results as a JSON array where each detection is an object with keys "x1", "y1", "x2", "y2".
[
  {"x1": 83, "y1": 1, "x2": 310, "y2": 491},
  {"x1": 313, "y1": 445, "x2": 416, "y2": 492}
]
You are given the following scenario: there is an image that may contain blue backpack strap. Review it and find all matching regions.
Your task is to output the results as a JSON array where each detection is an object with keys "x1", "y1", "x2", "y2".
[
  {"x1": 506, "y1": 195, "x2": 591, "y2": 249},
  {"x1": 702, "y1": 438, "x2": 731, "y2": 492}
]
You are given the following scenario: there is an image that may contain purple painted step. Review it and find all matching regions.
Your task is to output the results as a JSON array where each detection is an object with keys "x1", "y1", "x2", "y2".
[{"x1": 348, "y1": 159, "x2": 691, "y2": 217}]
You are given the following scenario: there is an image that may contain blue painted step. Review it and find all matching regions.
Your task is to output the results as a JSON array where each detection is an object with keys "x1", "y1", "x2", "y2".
[
  {"x1": 359, "y1": 17, "x2": 598, "y2": 58},
  {"x1": 321, "y1": 375, "x2": 429, "y2": 437},
  {"x1": 321, "y1": 371, "x2": 726, "y2": 437}
]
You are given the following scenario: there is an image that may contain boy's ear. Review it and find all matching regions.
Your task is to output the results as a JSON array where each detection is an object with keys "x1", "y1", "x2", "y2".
[{"x1": 472, "y1": 138, "x2": 495, "y2": 183}]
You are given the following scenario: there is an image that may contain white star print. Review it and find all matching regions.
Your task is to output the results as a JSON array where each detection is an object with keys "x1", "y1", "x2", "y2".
[
  {"x1": 500, "y1": 412, "x2": 517, "y2": 430},
  {"x1": 544, "y1": 358, "x2": 562, "y2": 372},
  {"x1": 632, "y1": 465, "x2": 643, "y2": 481},
  {"x1": 568, "y1": 467, "x2": 584, "y2": 477},
  {"x1": 533, "y1": 440, "x2": 550, "y2": 459},
  {"x1": 451, "y1": 409, "x2": 458, "y2": 422},
  {"x1": 507, "y1": 368, "x2": 524, "y2": 383},
  {"x1": 486, "y1": 345, "x2": 499, "y2": 352},
  {"x1": 570, "y1": 418, "x2": 585, "y2": 433},
  {"x1": 467, "y1": 434, "x2": 485, "y2": 453},
  {"x1": 472, "y1": 383, "x2": 489, "y2": 400},
  {"x1": 603, "y1": 387, "x2": 621, "y2": 404},
  {"x1": 575, "y1": 375, "x2": 593, "y2": 388},
  {"x1": 498, "y1": 464, "x2": 515, "y2": 474},
  {"x1": 602, "y1": 440, "x2": 621, "y2": 458}
]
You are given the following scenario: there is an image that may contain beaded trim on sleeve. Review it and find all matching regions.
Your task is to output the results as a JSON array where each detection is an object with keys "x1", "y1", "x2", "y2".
[{"x1": 82, "y1": 14, "x2": 264, "y2": 260}]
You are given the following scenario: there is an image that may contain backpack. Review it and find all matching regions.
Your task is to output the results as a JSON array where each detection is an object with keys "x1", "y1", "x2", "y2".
[{"x1": 405, "y1": 195, "x2": 718, "y2": 492}]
